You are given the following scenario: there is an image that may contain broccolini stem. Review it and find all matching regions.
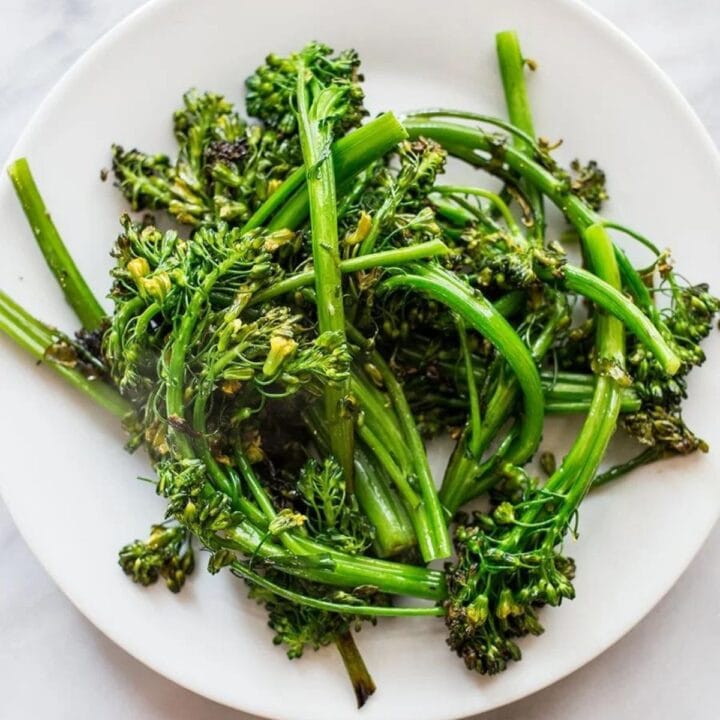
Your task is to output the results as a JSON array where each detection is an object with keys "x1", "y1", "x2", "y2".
[
  {"x1": 493, "y1": 290, "x2": 526, "y2": 318},
  {"x1": 406, "y1": 381, "x2": 640, "y2": 414},
  {"x1": 230, "y1": 559, "x2": 444, "y2": 616},
  {"x1": 7, "y1": 159, "x2": 105, "y2": 330},
  {"x1": 612, "y1": 246, "x2": 659, "y2": 323},
  {"x1": 495, "y1": 30, "x2": 545, "y2": 240},
  {"x1": 226, "y1": 519, "x2": 446, "y2": 599},
  {"x1": 251, "y1": 239, "x2": 449, "y2": 305},
  {"x1": 242, "y1": 113, "x2": 407, "y2": 232},
  {"x1": 352, "y1": 448, "x2": 416, "y2": 558},
  {"x1": 335, "y1": 630, "x2": 376, "y2": 708},
  {"x1": 0, "y1": 289, "x2": 129, "y2": 418},
  {"x1": 350, "y1": 373, "x2": 413, "y2": 470},
  {"x1": 551, "y1": 225, "x2": 626, "y2": 492},
  {"x1": 349, "y1": 445, "x2": 436, "y2": 570},
  {"x1": 601, "y1": 220, "x2": 661, "y2": 256},
  {"x1": 592, "y1": 446, "x2": 664, "y2": 489},
  {"x1": 381, "y1": 264, "x2": 545, "y2": 467},
  {"x1": 543, "y1": 374, "x2": 640, "y2": 412},
  {"x1": 560, "y1": 264, "x2": 678, "y2": 373},
  {"x1": 496, "y1": 31, "x2": 537, "y2": 143},
  {"x1": 357, "y1": 424, "x2": 421, "y2": 509},
  {"x1": 432, "y1": 196, "x2": 477, "y2": 227},
  {"x1": 502, "y1": 222, "x2": 626, "y2": 553},
  {"x1": 354, "y1": 336, "x2": 453, "y2": 560},
  {"x1": 546, "y1": 398, "x2": 640, "y2": 414},
  {"x1": 456, "y1": 317, "x2": 483, "y2": 456},
  {"x1": 434, "y1": 185, "x2": 520, "y2": 234},
  {"x1": 295, "y1": 63, "x2": 354, "y2": 488}
]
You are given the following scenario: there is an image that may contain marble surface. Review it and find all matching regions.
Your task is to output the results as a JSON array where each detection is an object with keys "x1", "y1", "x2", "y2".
[{"x1": 1, "y1": 1, "x2": 719, "y2": 718}]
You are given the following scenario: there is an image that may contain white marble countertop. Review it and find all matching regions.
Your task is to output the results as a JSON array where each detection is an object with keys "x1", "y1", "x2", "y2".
[{"x1": 1, "y1": 1, "x2": 719, "y2": 718}]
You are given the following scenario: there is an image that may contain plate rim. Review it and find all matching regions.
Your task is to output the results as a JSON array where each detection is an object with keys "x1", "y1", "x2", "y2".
[{"x1": 1, "y1": 0, "x2": 719, "y2": 718}]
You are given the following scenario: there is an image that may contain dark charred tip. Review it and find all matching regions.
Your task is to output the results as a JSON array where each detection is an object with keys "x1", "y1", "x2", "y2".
[
  {"x1": 335, "y1": 630, "x2": 377, "y2": 709},
  {"x1": 352, "y1": 675, "x2": 377, "y2": 709},
  {"x1": 204, "y1": 138, "x2": 249, "y2": 171}
]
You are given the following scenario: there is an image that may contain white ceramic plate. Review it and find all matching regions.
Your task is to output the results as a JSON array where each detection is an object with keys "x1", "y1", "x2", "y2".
[{"x1": 1, "y1": 1, "x2": 719, "y2": 718}]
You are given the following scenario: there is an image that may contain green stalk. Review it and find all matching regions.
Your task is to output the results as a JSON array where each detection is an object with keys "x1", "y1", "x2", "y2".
[
  {"x1": 223, "y1": 518, "x2": 445, "y2": 600},
  {"x1": 496, "y1": 31, "x2": 536, "y2": 142},
  {"x1": 7, "y1": 159, "x2": 105, "y2": 330},
  {"x1": 251, "y1": 239, "x2": 448, "y2": 305},
  {"x1": 334, "y1": 630, "x2": 376, "y2": 708},
  {"x1": 0, "y1": 290, "x2": 129, "y2": 417},
  {"x1": 613, "y1": 245, "x2": 658, "y2": 322},
  {"x1": 560, "y1": 264, "x2": 678, "y2": 373},
  {"x1": 357, "y1": 424, "x2": 420, "y2": 509},
  {"x1": 546, "y1": 398, "x2": 639, "y2": 414},
  {"x1": 295, "y1": 66, "x2": 354, "y2": 487},
  {"x1": 381, "y1": 264, "x2": 545, "y2": 466},
  {"x1": 241, "y1": 113, "x2": 407, "y2": 233},
  {"x1": 402, "y1": 118, "x2": 681, "y2": 375},
  {"x1": 353, "y1": 448, "x2": 417, "y2": 558},
  {"x1": 353, "y1": 341, "x2": 453, "y2": 561},
  {"x1": 310, "y1": 361, "x2": 443, "y2": 559},
  {"x1": 503, "y1": 222, "x2": 626, "y2": 550},
  {"x1": 230, "y1": 559, "x2": 444, "y2": 616},
  {"x1": 432, "y1": 196, "x2": 477, "y2": 227},
  {"x1": 544, "y1": 378, "x2": 640, "y2": 413},
  {"x1": 457, "y1": 317, "x2": 483, "y2": 456},
  {"x1": 592, "y1": 446, "x2": 664, "y2": 489},
  {"x1": 493, "y1": 290, "x2": 526, "y2": 318},
  {"x1": 495, "y1": 30, "x2": 544, "y2": 240},
  {"x1": 550, "y1": 224, "x2": 626, "y2": 485},
  {"x1": 406, "y1": 386, "x2": 640, "y2": 414},
  {"x1": 351, "y1": 372, "x2": 413, "y2": 471},
  {"x1": 434, "y1": 185, "x2": 520, "y2": 235}
]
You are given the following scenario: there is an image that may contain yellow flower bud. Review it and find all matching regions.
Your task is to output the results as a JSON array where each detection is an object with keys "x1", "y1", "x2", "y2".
[
  {"x1": 344, "y1": 211, "x2": 373, "y2": 246},
  {"x1": 127, "y1": 257, "x2": 150, "y2": 282},
  {"x1": 263, "y1": 228, "x2": 295, "y2": 253},
  {"x1": 139, "y1": 272, "x2": 172, "y2": 302},
  {"x1": 263, "y1": 334, "x2": 298, "y2": 376},
  {"x1": 467, "y1": 594, "x2": 489, "y2": 625},
  {"x1": 266, "y1": 178, "x2": 283, "y2": 196}
]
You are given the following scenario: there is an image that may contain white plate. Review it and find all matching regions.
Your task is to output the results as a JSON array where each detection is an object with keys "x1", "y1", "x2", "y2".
[{"x1": 1, "y1": 1, "x2": 719, "y2": 718}]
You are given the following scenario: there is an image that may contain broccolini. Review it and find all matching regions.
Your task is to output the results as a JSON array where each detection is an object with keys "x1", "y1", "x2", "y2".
[{"x1": 2, "y1": 31, "x2": 717, "y2": 709}]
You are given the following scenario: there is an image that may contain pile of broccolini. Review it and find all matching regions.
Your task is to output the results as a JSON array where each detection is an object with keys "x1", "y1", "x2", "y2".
[{"x1": 2, "y1": 31, "x2": 718, "y2": 707}]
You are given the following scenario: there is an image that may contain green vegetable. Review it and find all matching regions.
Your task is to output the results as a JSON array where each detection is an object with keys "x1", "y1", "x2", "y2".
[
  {"x1": 1, "y1": 33, "x2": 716, "y2": 706},
  {"x1": 8, "y1": 159, "x2": 105, "y2": 330},
  {"x1": 291, "y1": 43, "x2": 360, "y2": 490}
]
